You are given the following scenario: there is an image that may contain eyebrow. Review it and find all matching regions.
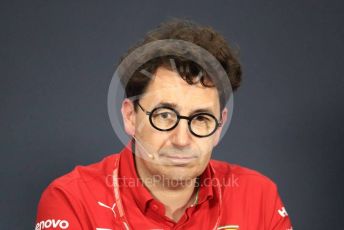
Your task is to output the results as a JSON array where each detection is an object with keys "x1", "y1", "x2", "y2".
[{"x1": 153, "y1": 102, "x2": 215, "y2": 115}]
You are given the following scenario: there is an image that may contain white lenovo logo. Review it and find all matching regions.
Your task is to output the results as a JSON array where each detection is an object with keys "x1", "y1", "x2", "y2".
[{"x1": 35, "y1": 219, "x2": 69, "y2": 230}]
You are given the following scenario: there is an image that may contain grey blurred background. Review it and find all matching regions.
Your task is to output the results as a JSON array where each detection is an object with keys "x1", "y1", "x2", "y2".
[{"x1": 1, "y1": 0, "x2": 343, "y2": 229}]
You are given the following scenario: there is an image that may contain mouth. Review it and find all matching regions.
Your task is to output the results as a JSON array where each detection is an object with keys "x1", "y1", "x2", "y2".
[{"x1": 161, "y1": 154, "x2": 197, "y2": 165}]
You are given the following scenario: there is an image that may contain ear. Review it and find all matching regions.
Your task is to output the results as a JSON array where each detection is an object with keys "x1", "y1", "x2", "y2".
[
  {"x1": 121, "y1": 98, "x2": 136, "y2": 136},
  {"x1": 213, "y1": 107, "x2": 228, "y2": 147}
]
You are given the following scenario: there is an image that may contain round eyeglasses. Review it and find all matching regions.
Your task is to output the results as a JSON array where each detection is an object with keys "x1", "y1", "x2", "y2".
[{"x1": 137, "y1": 102, "x2": 222, "y2": 138}]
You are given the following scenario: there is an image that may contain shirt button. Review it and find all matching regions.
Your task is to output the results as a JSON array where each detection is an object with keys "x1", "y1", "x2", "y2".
[{"x1": 152, "y1": 204, "x2": 159, "y2": 211}]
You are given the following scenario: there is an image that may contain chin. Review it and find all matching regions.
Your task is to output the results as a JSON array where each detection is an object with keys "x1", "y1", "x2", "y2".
[{"x1": 162, "y1": 167, "x2": 199, "y2": 182}]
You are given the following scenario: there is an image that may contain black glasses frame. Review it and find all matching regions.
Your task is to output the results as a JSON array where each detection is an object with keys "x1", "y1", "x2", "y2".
[{"x1": 136, "y1": 102, "x2": 222, "y2": 138}]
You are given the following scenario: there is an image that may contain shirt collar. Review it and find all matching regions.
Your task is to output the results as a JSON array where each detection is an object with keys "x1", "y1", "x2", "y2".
[
  {"x1": 118, "y1": 139, "x2": 214, "y2": 213},
  {"x1": 118, "y1": 139, "x2": 153, "y2": 213},
  {"x1": 197, "y1": 162, "x2": 214, "y2": 204}
]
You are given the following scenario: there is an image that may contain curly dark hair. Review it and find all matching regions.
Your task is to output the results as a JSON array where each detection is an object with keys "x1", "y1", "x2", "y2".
[{"x1": 118, "y1": 19, "x2": 242, "y2": 111}]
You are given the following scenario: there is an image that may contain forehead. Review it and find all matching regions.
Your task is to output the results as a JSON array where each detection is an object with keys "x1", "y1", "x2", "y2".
[{"x1": 140, "y1": 67, "x2": 220, "y2": 112}]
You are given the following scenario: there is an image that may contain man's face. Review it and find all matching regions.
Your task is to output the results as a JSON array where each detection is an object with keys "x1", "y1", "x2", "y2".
[{"x1": 123, "y1": 66, "x2": 227, "y2": 182}]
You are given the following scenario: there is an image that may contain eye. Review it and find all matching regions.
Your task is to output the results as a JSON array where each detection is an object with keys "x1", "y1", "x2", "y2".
[
  {"x1": 158, "y1": 112, "x2": 172, "y2": 119},
  {"x1": 152, "y1": 111, "x2": 175, "y2": 120},
  {"x1": 194, "y1": 115, "x2": 210, "y2": 122}
]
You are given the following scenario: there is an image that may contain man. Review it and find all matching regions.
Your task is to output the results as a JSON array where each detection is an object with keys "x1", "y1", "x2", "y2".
[{"x1": 35, "y1": 19, "x2": 292, "y2": 229}]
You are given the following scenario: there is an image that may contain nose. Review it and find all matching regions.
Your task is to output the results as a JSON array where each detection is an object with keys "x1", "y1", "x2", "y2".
[{"x1": 170, "y1": 119, "x2": 192, "y2": 147}]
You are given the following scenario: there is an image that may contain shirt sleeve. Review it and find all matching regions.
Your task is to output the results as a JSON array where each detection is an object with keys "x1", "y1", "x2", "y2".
[
  {"x1": 265, "y1": 182, "x2": 293, "y2": 230},
  {"x1": 35, "y1": 184, "x2": 83, "y2": 230}
]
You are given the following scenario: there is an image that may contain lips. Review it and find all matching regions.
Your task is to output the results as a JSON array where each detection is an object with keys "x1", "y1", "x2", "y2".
[{"x1": 161, "y1": 154, "x2": 197, "y2": 165}]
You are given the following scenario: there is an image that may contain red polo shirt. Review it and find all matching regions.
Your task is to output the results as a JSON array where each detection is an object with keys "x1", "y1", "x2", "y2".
[{"x1": 35, "y1": 141, "x2": 292, "y2": 229}]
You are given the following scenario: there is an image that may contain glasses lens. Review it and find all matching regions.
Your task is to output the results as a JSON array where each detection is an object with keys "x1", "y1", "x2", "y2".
[
  {"x1": 151, "y1": 107, "x2": 178, "y2": 130},
  {"x1": 190, "y1": 114, "x2": 217, "y2": 136}
]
